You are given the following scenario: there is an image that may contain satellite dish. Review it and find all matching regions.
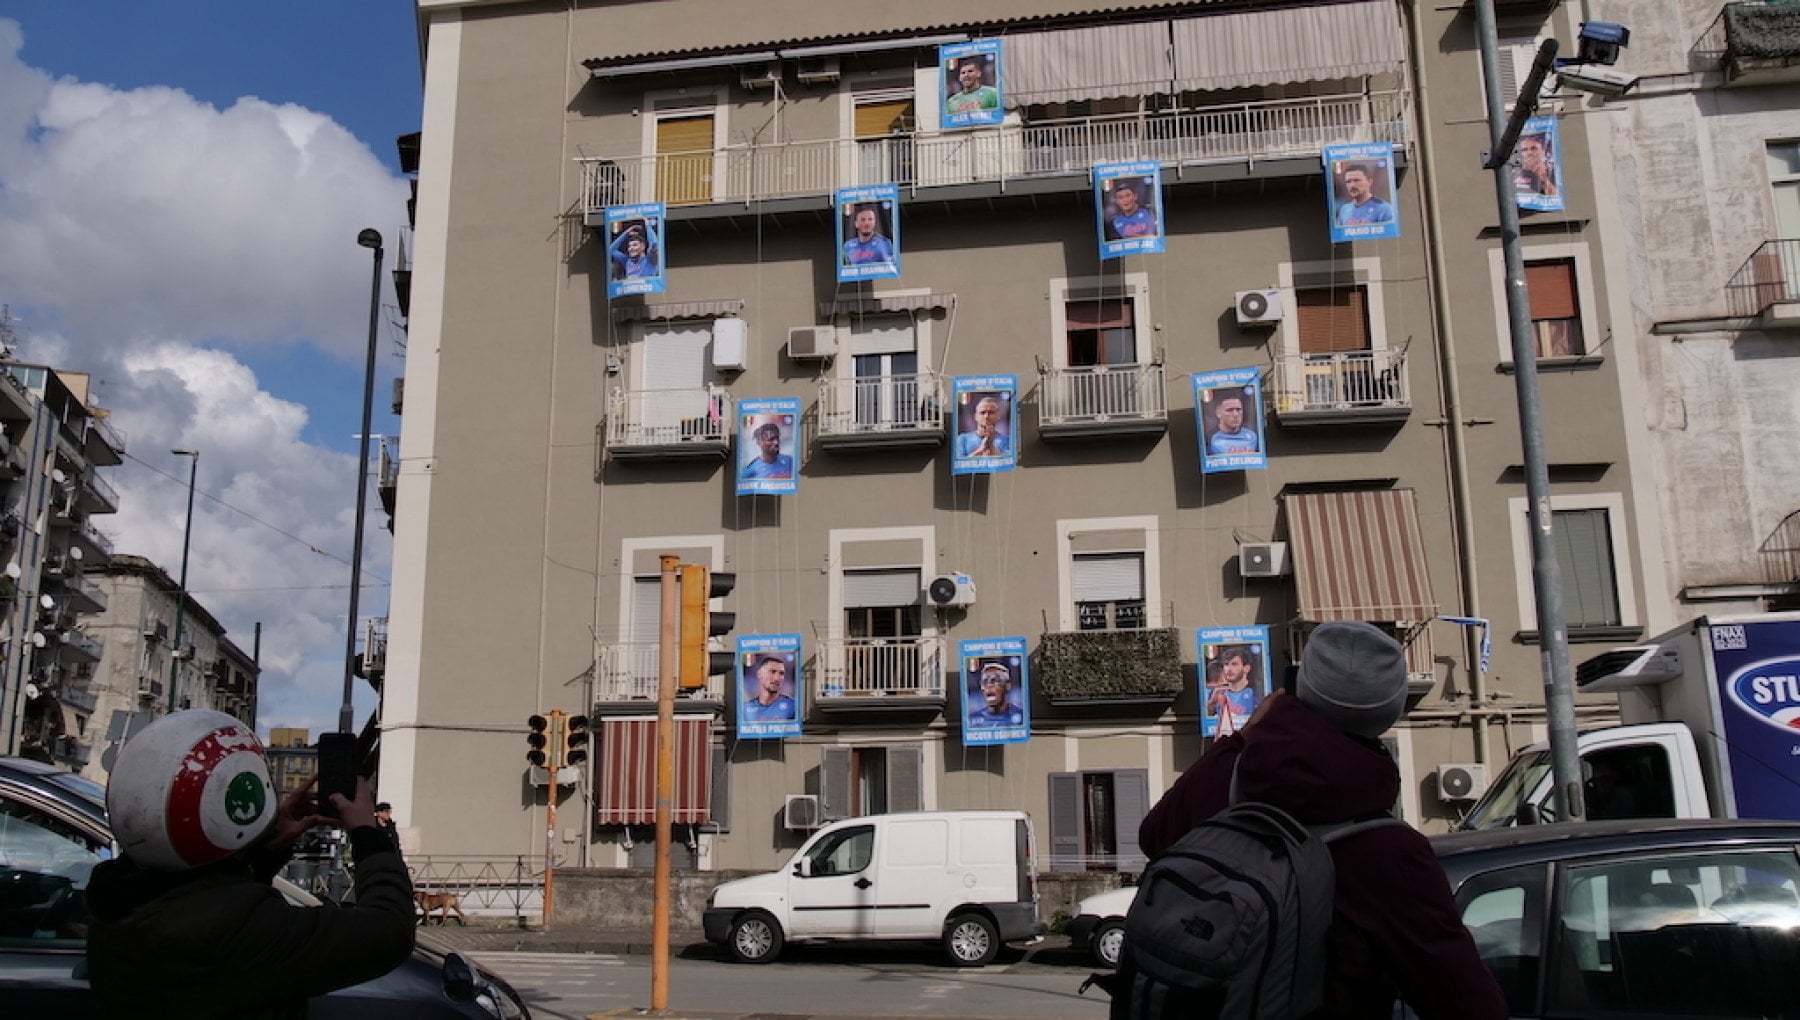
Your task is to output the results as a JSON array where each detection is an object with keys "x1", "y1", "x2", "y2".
[
  {"x1": 30, "y1": 632, "x2": 47, "y2": 648},
  {"x1": 39, "y1": 594, "x2": 54, "y2": 609},
  {"x1": 50, "y1": 468, "x2": 65, "y2": 484},
  {"x1": 4, "y1": 562, "x2": 20, "y2": 579},
  {"x1": 23, "y1": 682, "x2": 39, "y2": 700},
  {"x1": 68, "y1": 546, "x2": 82, "y2": 561}
]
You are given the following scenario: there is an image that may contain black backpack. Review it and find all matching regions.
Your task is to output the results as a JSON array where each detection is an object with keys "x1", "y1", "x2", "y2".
[{"x1": 1099, "y1": 801, "x2": 1404, "y2": 1019}]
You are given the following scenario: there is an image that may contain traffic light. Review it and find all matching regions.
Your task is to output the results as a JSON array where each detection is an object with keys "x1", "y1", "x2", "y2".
[
  {"x1": 526, "y1": 713, "x2": 549, "y2": 766},
  {"x1": 564, "y1": 714, "x2": 589, "y2": 766},
  {"x1": 678, "y1": 565, "x2": 737, "y2": 690}
]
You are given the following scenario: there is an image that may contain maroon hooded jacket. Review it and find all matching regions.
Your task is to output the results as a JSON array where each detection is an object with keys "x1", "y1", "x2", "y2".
[{"x1": 1138, "y1": 694, "x2": 1509, "y2": 1020}]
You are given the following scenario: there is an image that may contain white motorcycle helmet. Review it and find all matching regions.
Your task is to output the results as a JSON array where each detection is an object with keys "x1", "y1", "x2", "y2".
[{"x1": 106, "y1": 709, "x2": 279, "y2": 871}]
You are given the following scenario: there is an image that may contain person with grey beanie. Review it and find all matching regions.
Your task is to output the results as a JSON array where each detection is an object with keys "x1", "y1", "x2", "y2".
[{"x1": 1138, "y1": 621, "x2": 1507, "y2": 1018}]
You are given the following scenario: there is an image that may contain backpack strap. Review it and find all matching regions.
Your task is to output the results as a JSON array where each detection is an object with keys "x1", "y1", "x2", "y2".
[{"x1": 1311, "y1": 814, "x2": 1409, "y2": 846}]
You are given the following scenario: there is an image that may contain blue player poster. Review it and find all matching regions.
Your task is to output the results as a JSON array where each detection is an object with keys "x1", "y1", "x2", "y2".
[
  {"x1": 737, "y1": 634, "x2": 802, "y2": 740},
  {"x1": 1095, "y1": 161, "x2": 1164, "y2": 259},
  {"x1": 1198, "y1": 626, "x2": 1271, "y2": 738},
  {"x1": 1513, "y1": 117, "x2": 1563, "y2": 213},
  {"x1": 960, "y1": 637, "x2": 1030, "y2": 746},
  {"x1": 951, "y1": 376, "x2": 1017, "y2": 475},
  {"x1": 604, "y1": 202, "x2": 666, "y2": 299},
  {"x1": 941, "y1": 40, "x2": 1004, "y2": 129},
  {"x1": 736, "y1": 398, "x2": 800, "y2": 496},
  {"x1": 836, "y1": 185, "x2": 900, "y2": 282},
  {"x1": 1194, "y1": 368, "x2": 1266, "y2": 473},
  {"x1": 1324, "y1": 143, "x2": 1401, "y2": 242}
]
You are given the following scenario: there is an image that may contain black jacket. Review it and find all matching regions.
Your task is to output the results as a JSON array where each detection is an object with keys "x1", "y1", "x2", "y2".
[
  {"x1": 86, "y1": 826, "x2": 416, "y2": 1019},
  {"x1": 1138, "y1": 695, "x2": 1509, "y2": 1020}
]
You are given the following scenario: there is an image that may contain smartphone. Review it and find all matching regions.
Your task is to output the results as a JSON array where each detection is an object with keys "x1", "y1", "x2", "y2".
[{"x1": 315, "y1": 732, "x2": 358, "y2": 818}]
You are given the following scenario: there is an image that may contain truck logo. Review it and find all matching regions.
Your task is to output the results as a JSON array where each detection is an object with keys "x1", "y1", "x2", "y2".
[{"x1": 1727, "y1": 657, "x2": 1800, "y2": 731}]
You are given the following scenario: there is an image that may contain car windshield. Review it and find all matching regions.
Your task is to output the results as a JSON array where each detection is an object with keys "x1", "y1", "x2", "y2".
[
  {"x1": 1459, "y1": 750, "x2": 1552, "y2": 829},
  {"x1": 44, "y1": 772, "x2": 107, "y2": 811}
]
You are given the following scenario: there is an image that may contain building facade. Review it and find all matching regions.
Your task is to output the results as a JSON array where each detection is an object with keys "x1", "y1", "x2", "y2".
[{"x1": 386, "y1": 0, "x2": 1667, "y2": 867}]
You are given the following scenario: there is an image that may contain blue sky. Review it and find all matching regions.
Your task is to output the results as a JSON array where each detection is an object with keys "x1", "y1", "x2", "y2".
[{"x1": 0, "y1": 1, "x2": 425, "y2": 737}]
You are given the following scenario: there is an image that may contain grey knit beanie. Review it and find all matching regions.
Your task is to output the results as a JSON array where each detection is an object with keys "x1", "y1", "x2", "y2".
[{"x1": 1297, "y1": 621, "x2": 1409, "y2": 738}]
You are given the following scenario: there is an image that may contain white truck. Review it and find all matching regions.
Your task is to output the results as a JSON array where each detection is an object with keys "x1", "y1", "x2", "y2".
[{"x1": 1459, "y1": 613, "x2": 1800, "y2": 829}]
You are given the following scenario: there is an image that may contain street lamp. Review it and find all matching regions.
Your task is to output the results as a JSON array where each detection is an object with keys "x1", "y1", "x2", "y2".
[
  {"x1": 340, "y1": 229, "x2": 384, "y2": 735},
  {"x1": 167, "y1": 449, "x2": 198, "y2": 714}
]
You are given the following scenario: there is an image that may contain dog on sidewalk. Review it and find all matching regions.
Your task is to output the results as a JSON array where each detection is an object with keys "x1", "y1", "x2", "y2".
[{"x1": 414, "y1": 890, "x2": 468, "y2": 926}]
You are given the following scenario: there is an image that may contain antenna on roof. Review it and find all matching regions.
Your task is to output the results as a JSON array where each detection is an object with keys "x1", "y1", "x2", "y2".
[{"x1": 0, "y1": 305, "x2": 15, "y2": 360}]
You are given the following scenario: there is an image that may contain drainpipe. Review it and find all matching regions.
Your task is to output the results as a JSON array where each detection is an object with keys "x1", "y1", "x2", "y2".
[{"x1": 1402, "y1": 0, "x2": 1490, "y2": 764}]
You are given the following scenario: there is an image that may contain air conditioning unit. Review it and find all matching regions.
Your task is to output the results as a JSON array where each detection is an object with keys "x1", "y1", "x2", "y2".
[
  {"x1": 926, "y1": 573, "x2": 977, "y2": 608},
  {"x1": 711, "y1": 317, "x2": 747, "y2": 371},
  {"x1": 1436, "y1": 763, "x2": 1491, "y2": 803},
  {"x1": 740, "y1": 61, "x2": 780, "y2": 90},
  {"x1": 1235, "y1": 289, "x2": 1283, "y2": 327},
  {"x1": 136, "y1": 676, "x2": 163, "y2": 701},
  {"x1": 1237, "y1": 541, "x2": 1290, "y2": 579},
  {"x1": 795, "y1": 55, "x2": 840, "y2": 83},
  {"x1": 786, "y1": 325, "x2": 837, "y2": 360},
  {"x1": 784, "y1": 794, "x2": 822, "y2": 830},
  {"x1": 1575, "y1": 644, "x2": 1682, "y2": 692}
]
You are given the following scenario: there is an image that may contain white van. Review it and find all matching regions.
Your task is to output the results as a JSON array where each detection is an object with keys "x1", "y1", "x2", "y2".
[{"x1": 702, "y1": 810, "x2": 1043, "y2": 966}]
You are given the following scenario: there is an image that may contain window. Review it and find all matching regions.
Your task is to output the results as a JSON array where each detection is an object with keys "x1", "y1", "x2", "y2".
[
  {"x1": 842, "y1": 568, "x2": 926, "y2": 696},
  {"x1": 847, "y1": 314, "x2": 921, "y2": 429},
  {"x1": 853, "y1": 93, "x2": 914, "y2": 185},
  {"x1": 1047, "y1": 769, "x2": 1149, "y2": 872},
  {"x1": 1526, "y1": 259, "x2": 1584, "y2": 359},
  {"x1": 0, "y1": 794, "x2": 108, "y2": 949},
  {"x1": 1073, "y1": 553, "x2": 1146, "y2": 631},
  {"x1": 805, "y1": 824, "x2": 875, "y2": 877},
  {"x1": 1767, "y1": 141, "x2": 1800, "y2": 238},
  {"x1": 1583, "y1": 744, "x2": 1676, "y2": 822},
  {"x1": 642, "y1": 89, "x2": 724, "y2": 206},
  {"x1": 1066, "y1": 298, "x2": 1137, "y2": 366},
  {"x1": 1509, "y1": 493, "x2": 1639, "y2": 639},
  {"x1": 1296, "y1": 286, "x2": 1370, "y2": 353},
  {"x1": 1550, "y1": 851, "x2": 1800, "y2": 1015},
  {"x1": 1455, "y1": 864, "x2": 1546, "y2": 1016},
  {"x1": 821, "y1": 744, "x2": 923, "y2": 819}
]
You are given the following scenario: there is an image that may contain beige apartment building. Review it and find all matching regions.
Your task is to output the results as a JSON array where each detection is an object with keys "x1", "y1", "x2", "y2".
[{"x1": 386, "y1": 0, "x2": 1665, "y2": 869}]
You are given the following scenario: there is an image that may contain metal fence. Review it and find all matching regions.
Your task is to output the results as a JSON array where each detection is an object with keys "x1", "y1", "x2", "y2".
[
  {"x1": 282, "y1": 854, "x2": 545, "y2": 919},
  {"x1": 1726, "y1": 238, "x2": 1800, "y2": 319}
]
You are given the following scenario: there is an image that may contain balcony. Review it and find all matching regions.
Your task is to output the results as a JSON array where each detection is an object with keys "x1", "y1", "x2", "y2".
[
  {"x1": 83, "y1": 412, "x2": 125, "y2": 467},
  {"x1": 594, "y1": 641, "x2": 726, "y2": 710},
  {"x1": 56, "y1": 628, "x2": 103, "y2": 663},
  {"x1": 1036, "y1": 628, "x2": 1185, "y2": 705},
  {"x1": 71, "y1": 518, "x2": 115, "y2": 563},
  {"x1": 578, "y1": 91, "x2": 1410, "y2": 219},
  {"x1": 602, "y1": 387, "x2": 732, "y2": 459},
  {"x1": 0, "y1": 371, "x2": 33, "y2": 425},
  {"x1": 64, "y1": 577, "x2": 106, "y2": 615},
  {"x1": 1038, "y1": 363, "x2": 1169, "y2": 439},
  {"x1": 353, "y1": 616, "x2": 387, "y2": 684},
  {"x1": 78, "y1": 469, "x2": 119, "y2": 514},
  {"x1": 377, "y1": 436, "x2": 398, "y2": 524},
  {"x1": 813, "y1": 636, "x2": 946, "y2": 709},
  {"x1": 1727, "y1": 239, "x2": 1800, "y2": 325},
  {"x1": 1696, "y1": 3, "x2": 1800, "y2": 86},
  {"x1": 1270, "y1": 348, "x2": 1412, "y2": 425},
  {"x1": 817, "y1": 373, "x2": 945, "y2": 449}
]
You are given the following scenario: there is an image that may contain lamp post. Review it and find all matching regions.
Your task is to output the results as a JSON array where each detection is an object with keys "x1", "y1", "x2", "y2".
[
  {"x1": 340, "y1": 228, "x2": 384, "y2": 735},
  {"x1": 167, "y1": 449, "x2": 198, "y2": 714}
]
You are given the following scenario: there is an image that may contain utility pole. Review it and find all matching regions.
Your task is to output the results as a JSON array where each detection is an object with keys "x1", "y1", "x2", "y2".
[
  {"x1": 652, "y1": 554, "x2": 679, "y2": 1011},
  {"x1": 543, "y1": 709, "x2": 563, "y2": 925},
  {"x1": 1473, "y1": 0, "x2": 1584, "y2": 821}
]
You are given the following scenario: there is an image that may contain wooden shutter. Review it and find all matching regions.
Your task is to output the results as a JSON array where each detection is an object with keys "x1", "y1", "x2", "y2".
[
  {"x1": 1297, "y1": 287, "x2": 1370, "y2": 353},
  {"x1": 820, "y1": 745, "x2": 852, "y2": 820},
  {"x1": 1112, "y1": 769, "x2": 1150, "y2": 873},
  {"x1": 854, "y1": 99, "x2": 914, "y2": 138},
  {"x1": 1525, "y1": 260, "x2": 1579, "y2": 321},
  {"x1": 1554, "y1": 508, "x2": 1620, "y2": 627},
  {"x1": 703, "y1": 743, "x2": 730, "y2": 832},
  {"x1": 655, "y1": 114, "x2": 714, "y2": 205},
  {"x1": 1048, "y1": 772, "x2": 1083, "y2": 872},
  {"x1": 886, "y1": 744, "x2": 923, "y2": 813}
]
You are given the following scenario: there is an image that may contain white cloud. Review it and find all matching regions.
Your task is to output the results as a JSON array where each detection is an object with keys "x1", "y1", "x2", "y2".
[{"x1": 0, "y1": 21, "x2": 403, "y2": 737}]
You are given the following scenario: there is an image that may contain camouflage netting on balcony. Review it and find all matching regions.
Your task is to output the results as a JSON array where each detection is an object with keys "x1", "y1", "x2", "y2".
[
  {"x1": 1036, "y1": 628, "x2": 1185, "y2": 703},
  {"x1": 1727, "y1": 4, "x2": 1800, "y2": 59}
]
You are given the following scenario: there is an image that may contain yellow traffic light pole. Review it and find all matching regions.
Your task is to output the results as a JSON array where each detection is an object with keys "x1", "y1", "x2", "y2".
[
  {"x1": 652, "y1": 555, "x2": 680, "y2": 1010},
  {"x1": 544, "y1": 709, "x2": 564, "y2": 926}
]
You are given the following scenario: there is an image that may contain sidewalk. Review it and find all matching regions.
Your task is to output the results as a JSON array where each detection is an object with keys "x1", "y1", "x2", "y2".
[{"x1": 416, "y1": 918, "x2": 709, "y2": 956}]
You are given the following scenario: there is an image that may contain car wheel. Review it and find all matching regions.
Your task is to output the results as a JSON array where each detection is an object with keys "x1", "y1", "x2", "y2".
[
  {"x1": 943, "y1": 912, "x2": 1000, "y2": 966},
  {"x1": 1092, "y1": 919, "x2": 1125, "y2": 969},
  {"x1": 727, "y1": 910, "x2": 784, "y2": 964}
]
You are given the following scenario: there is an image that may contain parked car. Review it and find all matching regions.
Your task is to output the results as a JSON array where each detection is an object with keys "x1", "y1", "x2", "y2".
[
  {"x1": 1435, "y1": 818, "x2": 1800, "y2": 1018},
  {"x1": 1067, "y1": 886, "x2": 1134, "y2": 969},
  {"x1": 703, "y1": 810, "x2": 1044, "y2": 966},
  {"x1": 0, "y1": 756, "x2": 529, "y2": 1018}
]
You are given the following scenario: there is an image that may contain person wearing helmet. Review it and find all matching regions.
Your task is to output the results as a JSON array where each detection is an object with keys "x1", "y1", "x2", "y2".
[{"x1": 85, "y1": 710, "x2": 416, "y2": 1018}]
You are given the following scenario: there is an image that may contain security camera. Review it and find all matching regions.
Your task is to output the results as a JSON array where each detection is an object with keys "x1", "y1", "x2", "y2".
[
  {"x1": 1554, "y1": 62, "x2": 1639, "y2": 96},
  {"x1": 1576, "y1": 21, "x2": 1630, "y2": 66}
]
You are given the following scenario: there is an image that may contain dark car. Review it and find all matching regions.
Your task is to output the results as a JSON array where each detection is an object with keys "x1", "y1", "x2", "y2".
[
  {"x1": 1433, "y1": 818, "x2": 1800, "y2": 1018},
  {"x1": 0, "y1": 756, "x2": 528, "y2": 1018}
]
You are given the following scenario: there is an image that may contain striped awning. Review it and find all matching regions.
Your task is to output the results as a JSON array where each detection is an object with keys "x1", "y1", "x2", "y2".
[
  {"x1": 1286, "y1": 488, "x2": 1437, "y2": 622},
  {"x1": 819, "y1": 293, "x2": 955, "y2": 318},
  {"x1": 612, "y1": 299, "x2": 744, "y2": 324},
  {"x1": 596, "y1": 716, "x2": 711, "y2": 826}
]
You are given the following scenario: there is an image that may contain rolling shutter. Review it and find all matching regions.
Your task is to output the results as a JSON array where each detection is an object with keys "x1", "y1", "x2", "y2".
[
  {"x1": 1525, "y1": 260, "x2": 1580, "y2": 321},
  {"x1": 820, "y1": 745, "x2": 852, "y2": 820},
  {"x1": 1071, "y1": 553, "x2": 1144, "y2": 603},
  {"x1": 1048, "y1": 772, "x2": 1083, "y2": 872},
  {"x1": 1113, "y1": 770, "x2": 1149, "y2": 874},
  {"x1": 843, "y1": 569, "x2": 922, "y2": 608},
  {"x1": 886, "y1": 745, "x2": 923, "y2": 814},
  {"x1": 1297, "y1": 287, "x2": 1371, "y2": 354}
]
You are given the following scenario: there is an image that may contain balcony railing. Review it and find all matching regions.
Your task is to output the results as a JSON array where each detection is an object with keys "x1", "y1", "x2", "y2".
[
  {"x1": 84, "y1": 412, "x2": 126, "y2": 465},
  {"x1": 817, "y1": 372, "x2": 945, "y2": 447},
  {"x1": 1727, "y1": 238, "x2": 1800, "y2": 320},
  {"x1": 579, "y1": 91, "x2": 1410, "y2": 216},
  {"x1": 1270, "y1": 348, "x2": 1412, "y2": 423},
  {"x1": 595, "y1": 641, "x2": 725, "y2": 703},
  {"x1": 58, "y1": 629, "x2": 103, "y2": 662},
  {"x1": 79, "y1": 469, "x2": 119, "y2": 514},
  {"x1": 73, "y1": 518, "x2": 114, "y2": 561},
  {"x1": 67, "y1": 577, "x2": 107, "y2": 614},
  {"x1": 603, "y1": 387, "x2": 732, "y2": 457},
  {"x1": 814, "y1": 636, "x2": 945, "y2": 702},
  {"x1": 1695, "y1": 3, "x2": 1800, "y2": 82},
  {"x1": 1038, "y1": 363, "x2": 1168, "y2": 438}
]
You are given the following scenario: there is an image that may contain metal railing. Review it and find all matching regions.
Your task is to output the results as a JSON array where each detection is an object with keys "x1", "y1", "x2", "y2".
[
  {"x1": 817, "y1": 372, "x2": 945, "y2": 438},
  {"x1": 815, "y1": 636, "x2": 945, "y2": 700},
  {"x1": 86, "y1": 413, "x2": 126, "y2": 457},
  {"x1": 596, "y1": 641, "x2": 725, "y2": 701},
  {"x1": 282, "y1": 855, "x2": 545, "y2": 920},
  {"x1": 81, "y1": 469, "x2": 118, "y2": 513},
  {"x1": 1727, "y1": 238, "x2": 1800, "y2": 318},
  {"x1": 60, "y1": 628, "x2": 103, "y2": 661},
  {"x1": 1270, "y1": 348, "x2": 1411, "y2": 413},
  {"x1": 603, "y1": 387, "x2": 732, "y2": 448},
  {"x1": 1039, "y1": 363, "x2": 1168, "y2": 425},
  {"x1": 75, "y1": 518, "x2": 114, "y2": 559},
  {"x1": 1694, "y1": 2, "x2": 1800, "y2": 66},
  {"x1": 579, "y1": 91, "x2": 1410, "y2": 213}
]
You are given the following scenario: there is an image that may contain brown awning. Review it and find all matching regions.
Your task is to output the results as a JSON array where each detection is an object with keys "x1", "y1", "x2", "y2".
[
  {"x1": 596, "y1": 716, "x2": 711, "y2": 825},
  {"x1": 1286, "y1": 488, "x2": 1437, "y2": 622},
  {"x1": 819, "y1": 293, "x2": 956, "y2": 318},
  {"x1": 612, "y1": 298, "x2": 744, "y2": 324}
]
